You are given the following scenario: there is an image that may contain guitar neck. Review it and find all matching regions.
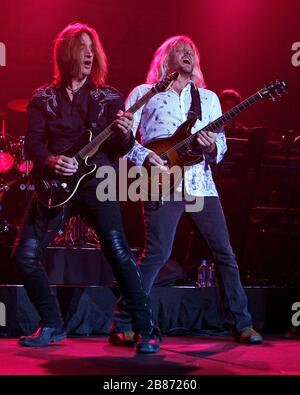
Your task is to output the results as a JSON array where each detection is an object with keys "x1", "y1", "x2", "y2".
[
  {"x1": 127, "y1": 87, "x2": 158, "y2": 113},
  {"x1": 78, "y1": 86, "x2": 158, "y2": 160},
  {"x1": 204, "y1": 91, "x2": 263, "y2": 134}
]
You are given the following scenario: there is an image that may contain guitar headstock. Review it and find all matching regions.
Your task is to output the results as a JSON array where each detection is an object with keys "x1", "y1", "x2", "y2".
[
  {"x1": 153, "y1": 71, "x2": 179, "y2": 93},
  {"x1": 259, "y1": 80, "x2": 288, "y2": 101}
]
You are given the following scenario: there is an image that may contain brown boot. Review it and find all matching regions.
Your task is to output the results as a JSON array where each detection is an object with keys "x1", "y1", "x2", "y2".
[
  {"x1": 108, "y1": 331, "x2": 135, "y2": 347},
  {"x1": 234, "y1": 327, "x2": 263, "y2": 344}
]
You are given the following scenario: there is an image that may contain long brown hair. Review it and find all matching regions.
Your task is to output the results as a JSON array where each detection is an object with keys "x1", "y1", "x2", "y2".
[
  {"x1": 53, "y1": 22, "x2": 107, "y2": 87},
  {"x1": 146, "y1": 35, "x2": 205, "y2": 88}
]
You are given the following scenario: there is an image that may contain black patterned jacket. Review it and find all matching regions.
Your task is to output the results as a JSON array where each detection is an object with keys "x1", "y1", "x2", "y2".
[{"x1": 25, "y1": 78, "x2": 134, "y2": 170}]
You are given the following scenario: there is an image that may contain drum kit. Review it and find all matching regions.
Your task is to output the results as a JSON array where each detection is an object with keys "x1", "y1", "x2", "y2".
[
  {"x1": 0, "y1": 134, "x2": 33, "y2": 175},
  {"x1": 0, "y1": 99, "x2": 32, "y2": 175},
  {"x1": 0, "y1": 99, "x2": 99, "y2": 247},
  {"x1": 0, "y1": 100, "x2": 33, "y2": 244}
]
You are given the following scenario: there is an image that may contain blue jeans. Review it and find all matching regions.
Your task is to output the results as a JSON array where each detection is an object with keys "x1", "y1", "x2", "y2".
[
  {"x1": 13, "y1": 181, "x2": 155, "y2": 335},
  {"x1": 112, "y1": 196, "x2": 252, "y2": 333}
]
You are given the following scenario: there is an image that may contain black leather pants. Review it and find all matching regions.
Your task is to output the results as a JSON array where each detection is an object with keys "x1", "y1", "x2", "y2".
[
  {"x1": 13, "y1": 185, "x2": 155, "y2": 334},
  {"x1": 98, "y1": 229, "x2": 154, "y2": 334},
  {"x1": 14, "y1": 238, "x2": 64, "y2": 327}
]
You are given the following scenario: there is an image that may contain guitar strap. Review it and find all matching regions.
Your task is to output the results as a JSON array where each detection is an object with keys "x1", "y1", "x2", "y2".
[
  {"x1": 150, "y1": 83, "x2": 202, "y2": 209},
  {"x1": 187, "y1": 82, "x2": 202, "y2": 121},
  {"x1": 187, "y1": 82, "x2": 205, "y2": 168}
]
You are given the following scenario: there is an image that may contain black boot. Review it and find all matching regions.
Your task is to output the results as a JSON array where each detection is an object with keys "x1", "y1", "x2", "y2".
[
  {"x1": 18, "y1": 326, "x2": 66, "y2": 347},
  {"x1": 135, "y1": 327, "x2": 161, "y2": 353}
]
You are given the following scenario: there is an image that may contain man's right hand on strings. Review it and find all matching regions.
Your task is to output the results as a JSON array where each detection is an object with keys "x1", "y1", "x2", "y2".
[
  {"x1": 48, "y1": 155, "x2": 78, "y2": 176},
  {"x1": 143, "y1": 152, "x2": 168, "y2": 171}
]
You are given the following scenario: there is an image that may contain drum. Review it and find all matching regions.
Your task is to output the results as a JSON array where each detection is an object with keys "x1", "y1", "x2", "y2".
[
  {"x1": 0, "y1": 176, "x2": 35, "y2": 227},
  {"x1": 0, "y1": 136, "x2": 14, "y2": 173},
  {"x1": 12, "y1": 136, "x2": 33, "y2": 174}
]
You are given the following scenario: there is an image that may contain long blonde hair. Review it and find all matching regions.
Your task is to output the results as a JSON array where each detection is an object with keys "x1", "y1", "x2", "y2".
[
  {"x1": 146, "y1": 35, "x2": 205, "y2": 88},
  {"x1": 53, "y1": 22, "x2": 107, "y2": 87}
]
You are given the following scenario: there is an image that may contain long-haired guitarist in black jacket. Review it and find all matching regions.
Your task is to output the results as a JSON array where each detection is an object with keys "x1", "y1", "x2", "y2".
[
  {"x1": 12, "y1": 23, "x2": 160, "y2": 353},
  {"x1": 110, "y1": 35, "x2": 263, "y2": 346}
]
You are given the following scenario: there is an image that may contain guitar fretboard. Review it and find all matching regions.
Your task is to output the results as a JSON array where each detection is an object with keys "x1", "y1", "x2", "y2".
[
  {"x1": 78, "y1": 88, "x2": 157, "y2": 159},
  {"x1": 205, "y1": 92, "x2": 262, "y2": 133},
  {"x1": 184, "y1": 91, "x2": 263, "y2": 150}
]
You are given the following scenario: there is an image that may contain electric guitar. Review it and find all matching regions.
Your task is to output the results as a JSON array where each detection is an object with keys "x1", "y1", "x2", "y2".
[
  {"x1": 144, "y1": 80, "x2": 288, "y2": 196},
  {"x1": 34, "y1": 71, "x2": 179, "y2": 208}
]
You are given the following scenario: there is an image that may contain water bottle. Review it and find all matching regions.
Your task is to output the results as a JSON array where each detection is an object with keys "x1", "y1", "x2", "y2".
[
  {"x1": 207, "y1": 262, "x2": 217, "y2": 287},
  {"x1": 197, "y1": 259, "x2": 208, "y2": 287}
]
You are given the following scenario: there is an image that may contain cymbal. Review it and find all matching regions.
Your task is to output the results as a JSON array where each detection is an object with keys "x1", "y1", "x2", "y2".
[{"x1": 7, "y1": 99, "x2": 29, "y2": 112}]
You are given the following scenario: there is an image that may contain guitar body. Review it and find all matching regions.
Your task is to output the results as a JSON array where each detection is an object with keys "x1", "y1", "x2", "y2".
[
  {"x1": 145, "y1": 118, "x2": 202, "y2": 167},
  {"x1": 143, "y1": 118, "x2": 203, "y2": 197},
  {"x1": 34, "y1": 131, "x2": 97, "y2": 208}
]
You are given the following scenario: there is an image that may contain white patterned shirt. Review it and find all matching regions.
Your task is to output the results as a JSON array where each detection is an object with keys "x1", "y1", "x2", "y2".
[{"x1": 125, "y1": 81, "x2": 227, "y2": 197}]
